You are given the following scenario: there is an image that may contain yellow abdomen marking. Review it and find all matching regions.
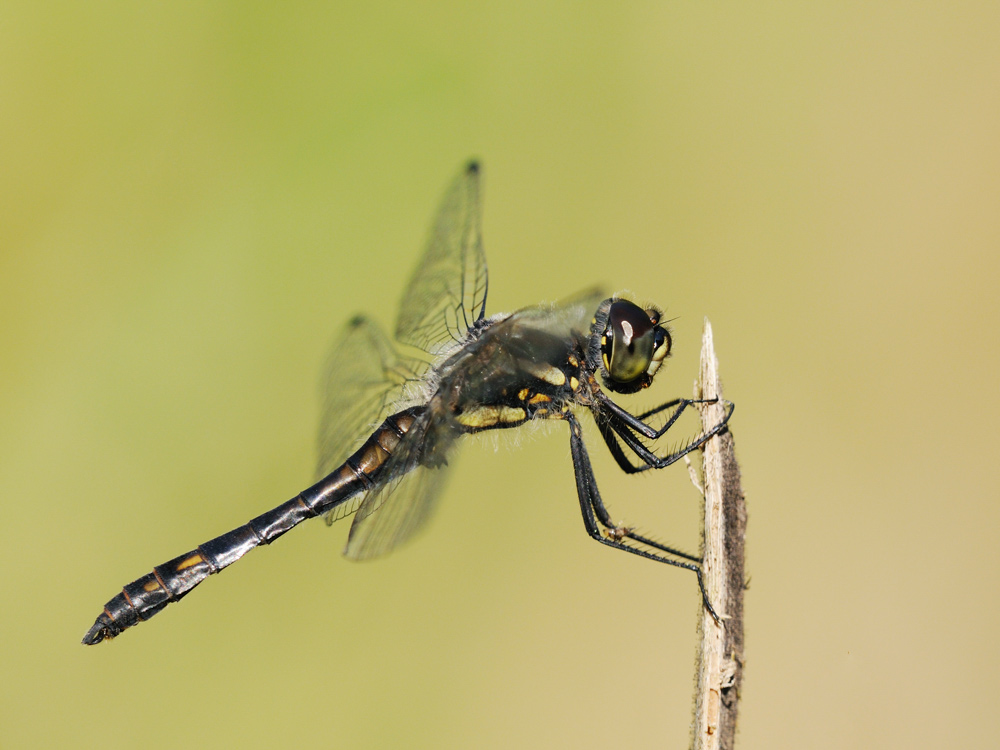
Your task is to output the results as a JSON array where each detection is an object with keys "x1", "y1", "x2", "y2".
[{"x1": 175, "y1": 553, "x2": 204, "y2": 571}]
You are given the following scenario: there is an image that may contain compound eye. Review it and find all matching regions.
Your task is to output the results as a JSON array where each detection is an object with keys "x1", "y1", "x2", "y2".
[{"x1": 601, "y1": 301, "x2": 656, "y2": 384}]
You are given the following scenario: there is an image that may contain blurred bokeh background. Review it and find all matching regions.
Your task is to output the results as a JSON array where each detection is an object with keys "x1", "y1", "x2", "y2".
[{"x1": 2, "y1": 2, "x2": 998, "y2": 748}]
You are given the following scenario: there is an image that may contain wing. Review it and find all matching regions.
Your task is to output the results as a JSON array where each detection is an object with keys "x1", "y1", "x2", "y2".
[
  {"x1": 341, "y1": 289, "x2": 606, "y2": 557},
  {"x1": 341, "y1": 291, "x2": 605, "y2": 559},
  {"x1": 315, "y1": 315, "x2": 424, "y2": 489},
  {"x1": 394, "y1": 161, "x2": 489, "y2": 355},
  {"x1": 492, "y1": 287, "x2": 610, "y2": 359},
  {"x1": 343, "y1": 409, "x2": 456, "y2": 560},
  {"x1": 553, "y1": 286, "x2": 608, "y2": 322}
]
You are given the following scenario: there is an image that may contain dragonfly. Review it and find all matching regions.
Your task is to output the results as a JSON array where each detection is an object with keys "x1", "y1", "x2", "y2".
[{"x1": 82, "y1": 161, "x2": 734, "y2": 645}]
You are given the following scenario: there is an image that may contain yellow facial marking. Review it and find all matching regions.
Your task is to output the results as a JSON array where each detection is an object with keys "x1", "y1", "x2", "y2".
[
  {"x1": 523, "y1": 361, "x2": 566, "y2": 386},
  {"x1": 143, "y1": 581, "x2": 161, "y2": 592},
  {"x1": 528, "y1": 393, "x2": 551, "y2": 405},
  {"x1": 568, "y1": 355, "x2": 579, "y2": 367},
  {"x1": 569, "y1": 377, "x2": 579, "y2": 391},
  {"x1": 176, "y1": 554, "x2": 204, "y2": 571},
  {"x1": 517, "y1": 388, "x2": 530, "y2": 400}
]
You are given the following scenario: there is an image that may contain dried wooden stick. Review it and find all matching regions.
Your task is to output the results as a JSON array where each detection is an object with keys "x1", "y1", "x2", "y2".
[{"x1": 692, "y1": 319, "x2": 745, "y2": 750}]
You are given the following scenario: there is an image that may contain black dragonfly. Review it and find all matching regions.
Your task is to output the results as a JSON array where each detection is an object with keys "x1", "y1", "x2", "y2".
[{"x1": 82, "y1": 162, "x2": 734, "y2": 645}]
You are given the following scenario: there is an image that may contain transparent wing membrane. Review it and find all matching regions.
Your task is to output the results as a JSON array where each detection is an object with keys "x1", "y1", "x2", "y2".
[
  {"x1": 315, "y1": 316, "x2": 423, "y2": 481},
  {"x1": 394, "y1": 161, "x2": 488, "y2": 355},
  {"x1": 344, "y1": 412, "x2": 455, "y2": 560},
  {"x1": 316, "y1": 164, "x2": 489, "y2": 537}
]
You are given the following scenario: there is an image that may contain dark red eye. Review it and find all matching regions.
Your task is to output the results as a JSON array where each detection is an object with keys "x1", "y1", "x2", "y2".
[{"x1": 601, "y1": 301, "x2": 656, "y2": 383}]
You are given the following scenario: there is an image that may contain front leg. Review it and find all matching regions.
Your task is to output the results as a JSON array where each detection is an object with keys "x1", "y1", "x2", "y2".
[
  {"x1": 598, "y1": 398, "x2": 735, "y2": 471},
  {"x1": 598, "y1": 391, "x2": 729, "y2": 441}
]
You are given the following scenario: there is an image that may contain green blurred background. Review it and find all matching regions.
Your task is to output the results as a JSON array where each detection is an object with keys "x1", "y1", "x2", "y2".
[{"x1": 3, "y1": 2, "x2": 998, "y2": 748}]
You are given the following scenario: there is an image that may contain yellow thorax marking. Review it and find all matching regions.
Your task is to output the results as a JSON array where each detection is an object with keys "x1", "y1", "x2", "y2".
[
  {"x1": 522, "y1": 361, "x2": 566, "y2": 387},
  {"x1": 457, "y1": 406, "x2": 526, "y2": 428}
]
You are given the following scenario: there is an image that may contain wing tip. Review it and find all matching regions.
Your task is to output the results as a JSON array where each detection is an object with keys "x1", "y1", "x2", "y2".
[{"x1": 464, "y1": 159, "x2": 480, "y2": 175}]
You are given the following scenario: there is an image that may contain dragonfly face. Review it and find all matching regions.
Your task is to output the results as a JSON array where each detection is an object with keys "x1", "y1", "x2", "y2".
[
  {"x1": 590, "y1": 298, "x2": 673, "y2": 394},
  {"x1": 82, "y1": 161, "x2": 734, "y2": 645}
]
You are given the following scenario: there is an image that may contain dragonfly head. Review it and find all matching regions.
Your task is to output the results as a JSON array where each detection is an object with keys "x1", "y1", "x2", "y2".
[{"x1": 589, "y1": 298, "x2": 672, "y2": 394}]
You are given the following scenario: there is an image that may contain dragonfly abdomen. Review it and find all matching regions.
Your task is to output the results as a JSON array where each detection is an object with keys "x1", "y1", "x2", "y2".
[
  {"x1": 80, "y1": 494, "x2": 324, "y2": 644},
  {"x1": 81, "y1": 407, "x2": 425, "y2": 645}
]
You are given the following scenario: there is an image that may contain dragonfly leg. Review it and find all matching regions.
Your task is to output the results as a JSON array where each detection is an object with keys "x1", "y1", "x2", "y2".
[
  {"x1": 571, "y1": 413, "x2": 698, "y2": 560},
  {"x1": 587, "y1": 421, "x2": 701, "y2": 563},
  {"x1": 599, "y1": 399, "x2": 735, "y2": 471},
  {"x1": 593, "y1": 412, "x2": 652, "y2": 475},
  {"x1": 565, "y1": 413, "x2": 720, "y2": 622},
  {"x1": 599, "y1": 391, "x2": 732, "y2": 441}
]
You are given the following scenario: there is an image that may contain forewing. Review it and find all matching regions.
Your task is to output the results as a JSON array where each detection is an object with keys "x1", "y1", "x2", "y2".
[
  {"x1": 554, "y1": 286, "x2": 608, "y2": 324},
  {"x1": 395, "y1": 161, "x2": 488, "y2": 355},
  {"x1": 491, "y1": 287, "x2": 609, "y2": 363},
  {"x1": 343, "y1": 412, "x2": 455, "y2": 560},
  {"x1": 315, "y1": 316, "x2": 423, "y2": 483}
]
